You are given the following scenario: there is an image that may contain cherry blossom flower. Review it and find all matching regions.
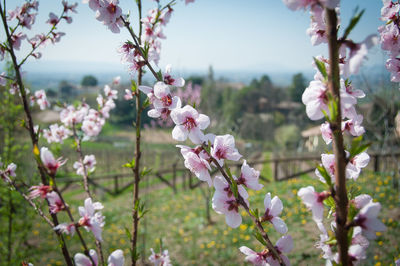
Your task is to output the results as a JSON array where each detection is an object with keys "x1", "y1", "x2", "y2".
[
  {"x1": 96, "y1": 0, "x2": 123, "y2": 33},
  {"x1": 210, "y1": 134, "x2": 242, "y2": 166},
  {"x1": 163, "y1": 65, "x2": 185, "y2": 87},
  {"x1": 43, "y1": 124, "x2": 72, "y2": 144},
  {"x1": 239, "y1": 246, "x2": 268, "y2": 266},
  {"x1": 236, "y1": 160, "x2": 263, "y2": 190},
  {"x1": 298, "y1": 186, "x2": 330, "y2": 222},
  {"x1": 46, "y1": 191, "x2": 65, "y2": 213},
  {"x1": 54, "y1": 223, "x2": 76, "y2": 236},
  {"x1": 385, "y1": 57, "x2": 400, "y2": 82},
  {"x1": 78, "y1": 198, "x2": 105, "y2": 241},
  {"x1": 379, "y1": 23, "x2": 400, "y2": 57},
  {"x1": 267, "y1": 235, "x2": 293, "y2": 266},
  {"x1": 381, "y1": 0, "x2": 400, "y2": 21},
  {"x1": 104, "y1": 85, "x2": 118, "y2": 99},
  {"x1": 60, "y1": 104, "x2": 88, "y2": 126},
  {"x1": 105, "y1": 250, "x2": 124, "y2": 266},
  {"x1": 46, "y1": 12, "x2": 59, "y2": 25},
  {"x1": 28, "y1": 184, "x2": 52, "y2": 199},
  {"x1": 353, "y1": 194, "x2": 372, "y2": 209},
  {"x1": 11, "y1": 32, "x2": 26, "y2": 50},
  {"x1": 212, "y1": 176, "x2": 248, "y2": 228},
  {"x1": 149, "y1": 248, "x2": 172, "y2": 266},
  {"x1": 148, "y1": 82, "x2": 181, "y2": 119},
  {"x1": 62, "y1": 1, "x2": 78, "y2": 13},
  {"x1": 307, "y1": 5, "x2": 327, "y2": 46},
  {"x1": 74, "y1": 249, "x2": 98, "y2": 266},
  {"x1": 320, "y1": 122, "x2": 333, "y2": 145},
  {"x1": 346, "y1": 152, "x2": 369, "y2": 181},
  {"x1": 171, "y1": 105, "x2": 209, "y2": 144},
  {"x1": 354, "y1": 201, "x2": 386, "y2": 239},
  {"x1": 5, "y1": 163, "x2": 17, "y2": 177},
  {"x1": 342, "y1": 115, "x2": 365, "y2": 137},
  {"x1": 83, "y1": 0, "x2": 102, "y2": 11},
  {"x1": 240, "y1": 236, "x2": 293, "y2": 266},
  {"x1": 40, "y1": 147, "x2": 66, "y2": 176},
  {"x1": 124, "y1": 89, "x2": 134, "y2": 100},
  {"x1": 261, "y1": 193, "x2": 288, "y2": 234},
  {"x1": 180, "y1": 148, "x2": 212, "y2": 186},
  {"x1": 73, "y1": 155, "x2": 96, "y2": 176}
]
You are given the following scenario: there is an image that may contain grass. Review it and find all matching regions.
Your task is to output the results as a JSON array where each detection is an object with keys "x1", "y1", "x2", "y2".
[{"x1": 20, "y1": 166, "x2": 400, "y2": 266}]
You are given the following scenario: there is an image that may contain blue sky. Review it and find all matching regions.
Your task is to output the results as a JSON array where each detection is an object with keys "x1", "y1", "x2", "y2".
[{"x1": 8, "y1": 0, "x2": 385, "y2": 74}]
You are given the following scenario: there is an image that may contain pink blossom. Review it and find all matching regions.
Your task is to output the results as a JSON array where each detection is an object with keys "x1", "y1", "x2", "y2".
[
  {"x1": 78, "y1": 198, "x2": 105, "y2": 241},
  {"x1": 381, "y1": 0, "x2": 400, "y2": 21},
  {"x1": 236, "y1": 160, "x2": 263, "y2": 190},
  {"x1": 266, "y1": 235, "x2": 293, "y2": 266},
  {"x1": 163, "y1": 65, "x2": 185, "y2": 87},
  {"x1": 171, "y1": 105, "x2": 210, "y2": 144},
  {"x1": 5, "y1": 163, "x2": 17, "y2": 177},
  {"x1": 54, "y1": 223, "x2": 76, "y2": 236},
  {"x1": 112, "y1": 76, "x2": 121, "y2": 85},
  {"x1": 239, "y1": 246, "x2": 268, "y2": 266},
  {"x1": 11, "y1": 32, "x2": 27, "y2": 50},
  {"x1": 353, "y1": 194, "x2": 372, "y2": 209},
  {"x1": 261, "y1": 193, "x2": 287, "y2": 234},
  {"x1": 83, "y1": 0, "x2": 102, "y2": 11},
  {"x1": 148, "y1": 82, "x2": 181, "y2": 119},
  {"x1": 298, "y1": 186, "x2": 330, "y2": 222},
  {"x1": 185, "y1": 0, "x2": 195, "y2": 4},
  {"x1": 149, "y1": 248, "x2": 172, "y2": 266},
  {"x1": 46, "y1": 12, "x2": 59, "y2": 25},
  {"x1": 210, "y1": 134, "x2": 242, "y2": 166},
  {"x1": 82, "y1": 120, "x2": 102, "y2": 137},
  {"x1": 108, "y1": 250, "x2": 125, "y2": 266},
  {"x1": 124, "y1": 89, "x2": 134, "y2": 100},
  {"x1": 379, "y1": 23, "x2": 400, "y2": 57},
  {"x1": 50, "y1": 32, "x2": 65, "y2": 43},
  {"x1": 28, "y1": 184, "x2": 52, "y2": 199},
  {"x1": 73, "y1": 155, "x2": 96, "y2": 176},
  {"x1": 43, "y1": 124, "x2": 72, "y2": 144},
  {"x1": 179, "y1": 147, "x2": 212, "y2": 186},
  {"x1": 307, "y1": 5, "x2": 327, "y2": 46},
  {"x1": 96, "y1": 0, "x2": 123, "y2": 33},
  {"x1": 40, "y1": 147, "x2": 66, "y2": 175},
  {"x1": 320, "y1": 122, "x2": 332, "y2": 145},
  {"x1": 348, "y1": 244, "x2": 367, "y2": 266},
  {"x1": 386, "y1": 57, "x2": 400, "y2": 82},
  {"x1": 346, "y1": 152, "x2": 369, "y2": 181},
  {"x1": 212, "y1": 176, "x2": 248, "y2": 228},
  {"x1": 46, "y1": 191, "x2": 65, "y2": 213},
  {"x1": 302, "y1": 80, "x2": 329, "y2": 120},
  {"x1": 282, "y1": 0, "x2": 317, "y2": 10},
  {"x1": 342, "y1": 115, "x2": 365, "y2": 137},
  {"x1": 74, "y1": 249, "x2": 98, "y2": 266},
  {"x1": 60, "y1": 104, "x2": 88, "y2": 126},
  {"x1": 104, "y1": 85, "x2": 118, "y2": 99},
  {"x1": 62, "y1": 1, "x2": 78, "y2": 13},
  {"x1": 354, "y1": 201, "x2": 386, "y2": 239}
]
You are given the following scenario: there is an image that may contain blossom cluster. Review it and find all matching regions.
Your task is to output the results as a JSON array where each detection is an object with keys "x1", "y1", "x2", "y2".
[
  {"x1": 379, "y1": 0, "x2": 400, "y2": 83},
  {"x1": 39, "y1": 80, "x2": 117, "y2": 176},
  {"x1": 282, "y1": 0, "x2": 387, "y2": 265},
  {"x1": 134, "y1": 65, "x2": 293, "y2": 264},
  {"x1": 149, "y1": 248, "x2": 172, "y2": 266}
]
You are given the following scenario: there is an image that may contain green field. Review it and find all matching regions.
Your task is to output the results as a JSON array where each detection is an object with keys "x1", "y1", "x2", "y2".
[{"x1": 14, "y1": 162, "x2": 400, "y2": 266}]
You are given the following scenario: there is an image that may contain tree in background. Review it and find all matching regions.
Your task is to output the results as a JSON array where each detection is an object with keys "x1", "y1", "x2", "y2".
[
  {"x1": 288, "y1": 73, "x2": 306, "y2": 103},
  {"x1": 81, "y1": 75, "x2": 98, "y2": 87}
]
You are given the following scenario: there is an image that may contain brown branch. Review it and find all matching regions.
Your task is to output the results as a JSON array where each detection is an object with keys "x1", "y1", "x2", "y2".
[{"x1": 326, "y1": 8, "x2": 349, "y2": 266}]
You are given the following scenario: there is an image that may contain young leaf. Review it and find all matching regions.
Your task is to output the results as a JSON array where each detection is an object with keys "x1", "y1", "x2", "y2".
[
  {"x1": 342, "y1": 9, "x2": 365, "y2": 40},
  {"x1": 253, "y1": 230, "x2": 267, "y2": 246},
  {"x1": 313, "y1": 57, "x2": 328, "y2": 80},
  {"x1": 316, "y1": 165, "x2": 332, "y2": 187}
]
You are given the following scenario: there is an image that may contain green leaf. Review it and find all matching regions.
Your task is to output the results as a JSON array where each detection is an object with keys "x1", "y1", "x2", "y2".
[
  {"x1": 156, "y1": 70, "x2": 163, "y2": 81},
  {"x1": 253, "y1": 230, "x2": 267, "y2": 246},
  {"x1": 313, "y1": 57, "x2": 328, "y2": 80},
  {"x1": 323, "y1": 196, "x2": 335, "y2": 208},
  {"x1": 316, "y1": 165, "x2": 332, "y2": 187},
  {"x1": 143, "y1": 98, "x2": 150, "y2": 109},
  {"x1": 249, "y1": 208, "x2": 259, "y2": 219},
  {"x1": 140, "y1": 167, "x2": 152, "y2": 178},
  {"x1": 131, "y1": 80, "x2": 137, "y2": 92},
  {"x1": 342, "y1": 9, "x2": 365, "y2": 40}
]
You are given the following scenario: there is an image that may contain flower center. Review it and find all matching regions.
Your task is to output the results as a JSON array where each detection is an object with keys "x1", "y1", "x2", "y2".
[
  {"x1": 161, "y1": 95, "x2": 173, "y2": 106},
  {"x1": 107, "y1": 3, "x2": 117, "y2": 14},
  {"x1": 184, "y1": 116, "x2": 197, "y2": 130}
]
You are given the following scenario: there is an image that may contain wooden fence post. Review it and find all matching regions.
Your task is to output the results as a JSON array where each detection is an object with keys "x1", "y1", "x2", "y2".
[
  {"x1": 274, "y1": 159, "x2": 279, "y2": 181},
  {"x1": 374, "y1": 154, "x2": 380, "y2": 172},
  {"x1": 114, "y1": 175, "x2": 119, "y2": 195}
]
